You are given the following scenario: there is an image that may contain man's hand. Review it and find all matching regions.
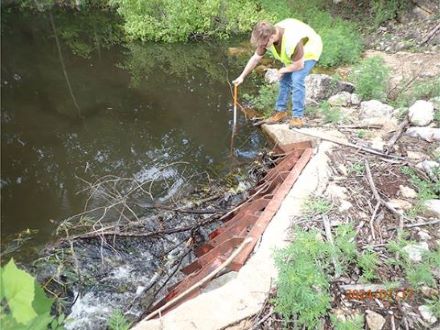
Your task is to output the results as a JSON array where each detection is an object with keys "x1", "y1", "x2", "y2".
[{"x1": 232, "y1": 76, "x2": 244, "y2": 86}]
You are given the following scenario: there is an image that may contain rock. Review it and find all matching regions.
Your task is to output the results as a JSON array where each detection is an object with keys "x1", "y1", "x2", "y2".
[
  {"x1": 305, "y1": 74, "x2": 354, "y2": 102},
  {"x1": 366, "y1": 310, "x2": 386, "y2": 330},
  {"x1": 403, "y1": 242, "x2": 430, "y2": 262},
  {"x1": 416, "y1": 160, "x2": 440, "y2": 181},
  {"x1": 264, "y1": 68, "x2": 280, "y2": 84},
  {"x1": 423, "y1": 199, "x2": 440, "y2": 218},
  {"x1": 406, "y1": 151, "x2": 428, "y2": 161},
  {"x1": 408, "y1": 100, "x2": 434, "y2": 126},
  {"x1": 420, "y1": 286, "x2": 438, "y2": 297},
  {"x1": 359, "y1": 100, "x2": 394, "y2": 120},
  {"x1": 419, "y1": 305, "x2": 438, "y2": 324},
  {"x1": 406, "y1": 127, "x2": 440, "y2": 142},
  {"x1": 388, "y1": 199, "x2": 412, "y2": 212},
  {"x1": 339, "y1": 200, "x2": 353, "y2": 212},
  {"x1": 399, "y1": 185, "x2": 418, "y2": 199},
  {"x1": 328, "y1": 92, "x2": 352, "y2": 107},
  {"x1": 417, "y1": 230, "x2": 431, "y2": 241},
  {"x1": 351, "y1": 93, "x2": 362, "y2": 106},
  {"x1": 326, "y1": 183, "x2": 348, "y2": 201},
  {"x1": 430, "y1": 97, "x2": 440, "y2": 111},
  {"x1": 371, "y1": 137, "x2": 385, "y2": 151}
]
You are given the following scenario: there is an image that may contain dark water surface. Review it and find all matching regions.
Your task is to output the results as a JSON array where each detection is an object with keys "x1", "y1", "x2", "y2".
[{"x1": 1, "y1": 9, "x2": 264, "y2": 259}]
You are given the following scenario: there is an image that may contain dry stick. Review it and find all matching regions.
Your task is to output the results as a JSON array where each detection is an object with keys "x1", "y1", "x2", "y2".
[
  {"x1": 370, "y1": 202, "x2": 380, "y2": 241},
  {"x1": 338, "y1": 124, "x2": 383, "y2": 129},
  {"x1": 421, "y1": 22, "x2": 440, "y2": 44},
  {"x1": 143, "y1": 237, "x2": 253, "y2": 321},
  {"x1": 364, "y1": 160, "x2": 406, "y2": 229},
  {"x1": 384, "y1": 118, "x2": 409, "y2": 154},
  {"x1": 290, "y1": 129, "x2": 406, "y2": 161},
  {"x1": 404, "y1": 219, "x2": 440, "y2": 228},
  {"x1": 322, "y1": 215, "x2": 340, "y2": 278}
]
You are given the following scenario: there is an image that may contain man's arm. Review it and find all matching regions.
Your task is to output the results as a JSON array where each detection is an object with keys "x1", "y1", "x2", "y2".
[
  {"x1": 233, "y1": 47, "x2": 266, "y2": 85},
  {"x1": 279, "y1": 41, "x2": 304, "y2": 74}
]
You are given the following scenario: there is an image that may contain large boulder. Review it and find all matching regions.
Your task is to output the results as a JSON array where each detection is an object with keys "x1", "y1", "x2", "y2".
[
  {"x1": 408, "y1": 100, "x2": 434, "y2": 126},
  {"x1": 305, "y1": 74, "x2": 354, "y2": 103},
  {"x1": 406, "y1": 127, "x2": 440, "y2": 142},
  {"x1": 328, "y1": 92, "x2": 352, "y2": 107},
  {"x1": 359, "y1": 100, "x2": 394, "y2": 120}
]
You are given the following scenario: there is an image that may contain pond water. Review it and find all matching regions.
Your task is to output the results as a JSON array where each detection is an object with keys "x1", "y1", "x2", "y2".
[{"x1": 1, "y1": 9, "x2": 265, "y2": 260}]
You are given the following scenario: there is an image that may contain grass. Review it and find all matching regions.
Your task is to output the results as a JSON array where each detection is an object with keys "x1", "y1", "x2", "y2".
[
  {"x1": 331, "y1": 313, "x2": 364, "y2": 330},
  {"x1": 303, "y1": 197, "x2": 332, "y2": 216}
]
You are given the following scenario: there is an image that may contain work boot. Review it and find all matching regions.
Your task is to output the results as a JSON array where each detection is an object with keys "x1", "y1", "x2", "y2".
[
  {"x1": 289, "y1": 117, "x2": 304, "y2": 128},
  {"x1": 266, "y1": 111, "x2": 289, "y2": 124}
]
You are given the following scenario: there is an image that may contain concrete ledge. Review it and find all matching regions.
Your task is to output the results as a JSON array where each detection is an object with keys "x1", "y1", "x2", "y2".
[{"x1": 133, "y1": 130, "x2": 339, "y2": 330}]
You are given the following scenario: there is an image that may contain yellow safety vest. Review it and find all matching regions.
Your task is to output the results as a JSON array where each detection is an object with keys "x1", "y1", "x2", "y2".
[{"x1": 270, "y1": 19, "x2": 323, "y2": 65}]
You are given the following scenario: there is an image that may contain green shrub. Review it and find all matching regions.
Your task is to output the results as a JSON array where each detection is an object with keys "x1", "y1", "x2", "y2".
[
  {"x1": 108, "y1": 309, "x2": 131, "y2": 330},
  {"x1": 242, "y1": 83, "x2": 279, "y2": 117},
  {"x1": 274, "y1": 228, "x2": 332, "y2": 329},
  {"x1": 371, "y1": 0, "x2": 411, "y2": 28},
  {"x1": 109, "y1": 0, "x2": 270, "y2": 42},
  {"x1": 303, "y1": 197, "x2": 332, "y2": 215},
  {"x1": 394, "y1": 77, "x2": 440, "y2": 108},
  {"x1": 358, "y1": 250, "x2": 379, "y2": 281},
  {"x1": 350, "y1": 56, "x2": 390, "y2": 101}
]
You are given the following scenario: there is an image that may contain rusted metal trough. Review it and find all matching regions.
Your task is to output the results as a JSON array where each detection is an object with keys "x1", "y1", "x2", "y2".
[{"x1": 147, "y1": 141, "x2": 313, "y2": 318}]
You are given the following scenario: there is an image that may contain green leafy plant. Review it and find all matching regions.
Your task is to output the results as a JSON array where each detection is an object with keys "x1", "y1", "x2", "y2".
[
  {"x1": 243, "y1": 83, "x2": 279, "y2": 117},
  {"x1": 331, "y1": 313, "x2": 364, "y2": 330},
  {"x1": 303, "y1": 197, "x2": 332, "y2": 215},
  {"x1": 349, "y1": 162, "x2": 365, "y2": 176},
  {"x1": 357, "y1": 130, "x2": 366, "y2": 138},
  {"x1": 426, "y1": 298, "x2": 440, "y2": 318},
  {"x1": 349, "y1": 56, "x2": 390, "y2": 101},
  {"x1": 274, "y1": 228, "x2": 332, "y2": 329},
  {"x1": 358, "y1": 250, "x2": 379, "y2": 281},
  {"x1": 318, "y1": 101, "x2": 342, "y2": 124},
  {"x1": 394, "y1": 77, "x2": 440, "y2": 108},
  {"x1": 371, "y1": 0, "x2": 411, "y2": 28},
  {"x1": 0, "y1": 259, "x2": 64, "y2": 329},
  {"x1": 108, "y1": 309, "x2": 132, "y2": 330}
]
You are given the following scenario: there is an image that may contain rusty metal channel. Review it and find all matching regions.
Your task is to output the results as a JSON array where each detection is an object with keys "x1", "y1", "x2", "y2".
[{"x1": 148, "y1": 141, "x2": 313, "y2": 316}]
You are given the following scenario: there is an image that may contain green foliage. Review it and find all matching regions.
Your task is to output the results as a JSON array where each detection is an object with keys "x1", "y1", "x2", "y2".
[
  {"x1": 108, "y1": 309, "x2": 131, "y2": 330},
  {"x1": 303, "y1": 197, "x2": 332, "y2": 216},
  {"x1": 386, "y1": 234, "x2": 439, "y2": 289},
  {"x1": 349, "y1": 56, "x2": 390, "y2": 101},
  {"x1": 274, "y1": 228, "x2": 332, "y2": 329},
  {"x1": 426, "y1": 298, "x2": 440, "y2": 318},
  {"x1": 358, "y1": 250, "x2": 379, "y2": 281},
  {"x1": 109, "y1": 0, "x2": 269, "y2": 42},
  {"x1": 319, "y1": 101, "x2": 342, "y2": 123},
  {"x1": 242, "y1": 83, "x2": 279, "y2": 117},
  {"x1": 331, "y1": 314, "x2": 364, "y2": 330},
  {"x1": 274, "y1": 224, "x2": 359, "y2": 328},
  {"x1": 371, "y1": 0, "x2": 411, "y2": 28},
  {"x1": 401, "y1": 166, "x2": 440, "y2": 217},
  {"x1": 349, "y1": 162, "x2": 365, "y2": 176},
  {"x1": 356, "y1": 130, "x2": 366, "y2": 138},
  {"x1": 0, "y1": 259, "x2": 63, "y2": 330},
  {"x1": 394, "y1": 77, "x2": 440, "y2": 108}
]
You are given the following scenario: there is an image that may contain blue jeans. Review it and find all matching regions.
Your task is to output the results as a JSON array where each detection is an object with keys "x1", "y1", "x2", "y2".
[{"x1": 275, "y1": 60, "x2": 317, "y2": 118}]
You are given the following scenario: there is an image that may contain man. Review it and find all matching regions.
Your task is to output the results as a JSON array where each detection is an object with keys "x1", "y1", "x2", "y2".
[{"x1": 233, "y1": 19, "x2": 322, "y2": 128}]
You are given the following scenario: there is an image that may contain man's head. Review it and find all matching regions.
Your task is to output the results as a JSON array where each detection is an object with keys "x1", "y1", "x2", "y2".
[{"x1": 251, "y1": 21, "x2": 276, "y2": 49}]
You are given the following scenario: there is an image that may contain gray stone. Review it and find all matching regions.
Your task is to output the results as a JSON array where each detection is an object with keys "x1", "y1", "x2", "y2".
[
  {"x1": 264, "y1": 68, "x2": 280, "y2": 84},
  {"x1": 408, "y1": 100, "x2": 434, "y2": 126},
  {"x1": 359, "y1": 100, "x2": 394, "y2": 120},
  {"x1": 423, "y1": 199, "x2": 440, "y2": 218},
  {"x1": 351, "y1": 93, "x2": 362, "y2": 106},
  {"x1": 416, "y1": 160, "x2": 440, "y2": 181},
  {"x1": 366, "y1": 310, "x2": 386, "y2": 330},
  {"x1": 419, "y1": 305, "x2": 438, "y2": 324},
  {"x1": 305, "y1": 74, "x2": 354, "y2": 102},
  {"x1": 399, "y1": 185, "x2": 418, "y2": 199},
  {"x1": 388, "y1": 199, "x2": 412, "y2": 212},
  {"x1": 406, "y1": 127, "x2": 440, "y2": 142},
  {"x1": 403, "y1": 242, "x2": 429, "y2": 262},
  {"x1": 328, "y1": 92, "x2": 351, "y2": 107}
]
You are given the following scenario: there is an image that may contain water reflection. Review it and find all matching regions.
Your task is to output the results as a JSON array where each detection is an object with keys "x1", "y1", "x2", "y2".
[{"x1": 1, "y1": 9, "x2": 263, "y2": 258}]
